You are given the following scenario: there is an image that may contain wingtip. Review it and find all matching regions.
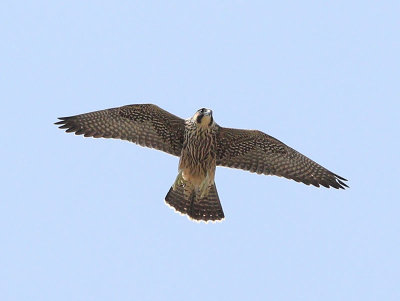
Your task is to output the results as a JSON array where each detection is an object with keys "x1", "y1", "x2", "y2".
[
  {"x1": 307, "y1": 174, "x2": 349, "y2": 190},
  {"x1": 334, "y1": 174, "x2": 349, "y2": 189},
  {"x1": 54, "y1": 117, "x2": 70, "y2": 126},
  {"x1": 337, "y1": 179, "x2": 349, "y2": 189},
  {"x1": 335, "y1": 174, "x2": 348, "y2": 182}
]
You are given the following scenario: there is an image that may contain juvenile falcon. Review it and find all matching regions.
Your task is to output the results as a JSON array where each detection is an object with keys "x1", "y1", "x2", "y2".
[{"x1": 55, "y1": 104, "x2": 348, "y2": 222}]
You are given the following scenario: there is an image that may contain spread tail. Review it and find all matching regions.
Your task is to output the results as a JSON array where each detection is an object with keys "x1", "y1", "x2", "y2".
[{"x1": 165, "y1": 183, "x2": 224, "y2": 222}]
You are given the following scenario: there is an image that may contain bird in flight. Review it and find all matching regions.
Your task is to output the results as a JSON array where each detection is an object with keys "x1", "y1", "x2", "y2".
[{"x1": 55, "y1": 104, "x2": 348, "y2": 223}]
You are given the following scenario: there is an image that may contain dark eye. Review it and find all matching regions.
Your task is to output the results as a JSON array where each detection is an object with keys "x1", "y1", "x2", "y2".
[{"x1": 200, "y1": 108, "x2": 206, "y2": 113}]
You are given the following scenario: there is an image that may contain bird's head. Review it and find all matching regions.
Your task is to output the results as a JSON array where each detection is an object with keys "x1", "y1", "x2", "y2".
[{"x1": 192, "y1": 108, "x2": 214, "y2": 128}]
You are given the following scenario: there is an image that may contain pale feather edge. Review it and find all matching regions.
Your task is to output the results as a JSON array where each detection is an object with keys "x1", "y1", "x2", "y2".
[{"x1": 163, "y1": 199, "x2": 225, "y2": 224}]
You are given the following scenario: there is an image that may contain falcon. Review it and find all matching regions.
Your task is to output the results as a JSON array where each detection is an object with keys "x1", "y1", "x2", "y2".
[{"x1": 55, "y1": 104, "x2": 348, "y2": 222}]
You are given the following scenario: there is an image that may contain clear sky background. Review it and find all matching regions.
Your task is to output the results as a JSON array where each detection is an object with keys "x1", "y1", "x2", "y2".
[{"x1": 1, "y1": 1, "x2": 399, "y2": 300}]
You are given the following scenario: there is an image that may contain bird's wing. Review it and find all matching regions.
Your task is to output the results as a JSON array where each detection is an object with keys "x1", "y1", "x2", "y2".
[
  {"x1": 216, "y1": 127, "x2": 348, "y2": 189},
  {"x1": 55, "y1": 104, "x2": 185, "y2": 156}
]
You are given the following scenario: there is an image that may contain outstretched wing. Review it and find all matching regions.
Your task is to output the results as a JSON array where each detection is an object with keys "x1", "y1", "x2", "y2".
[
  {"x1": 216, "y1": 127, "x2": 348, "y2": 189},
  {"x1": 55, "y1": 104, "x2": 185, "y2": 156}
]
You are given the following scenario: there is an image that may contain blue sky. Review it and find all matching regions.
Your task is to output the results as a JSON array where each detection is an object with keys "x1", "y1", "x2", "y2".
[{"x1": 1, "y1": 1, "x2": 399, "y2": 300}]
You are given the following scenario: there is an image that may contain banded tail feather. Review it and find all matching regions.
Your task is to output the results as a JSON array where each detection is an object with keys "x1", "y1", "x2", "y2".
[{"x1": 165, "y1": 183, "x2": 224, "y2": 222}]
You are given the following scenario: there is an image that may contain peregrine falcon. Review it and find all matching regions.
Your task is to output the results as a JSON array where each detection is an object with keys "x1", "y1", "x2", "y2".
[{"x1": 55, "y1": 104, "x2": 348, "y2": 222}]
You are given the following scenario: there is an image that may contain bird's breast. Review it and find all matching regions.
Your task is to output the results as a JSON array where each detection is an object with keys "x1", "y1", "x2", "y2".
[{"x1": 179, "y1": 127, "x2": 217, "y2": 186}]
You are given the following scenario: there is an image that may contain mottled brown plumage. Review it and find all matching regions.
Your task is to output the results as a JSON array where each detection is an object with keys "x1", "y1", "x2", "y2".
[
  {"x1": 56, "y1": 104, "x2": 185, "y2": 156},
  {"x1": 166, "y1": 108, "x2": 221, "y2": 222},
  {"x1": 165, "y1": 183, "x2": 224, "y2": 222},
  {"x1": 216, "y1": 128, "x2": 348, "y2": 189},
  {"x1": 55, "y1": 104, "x2": 348, "y2": 222}
]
